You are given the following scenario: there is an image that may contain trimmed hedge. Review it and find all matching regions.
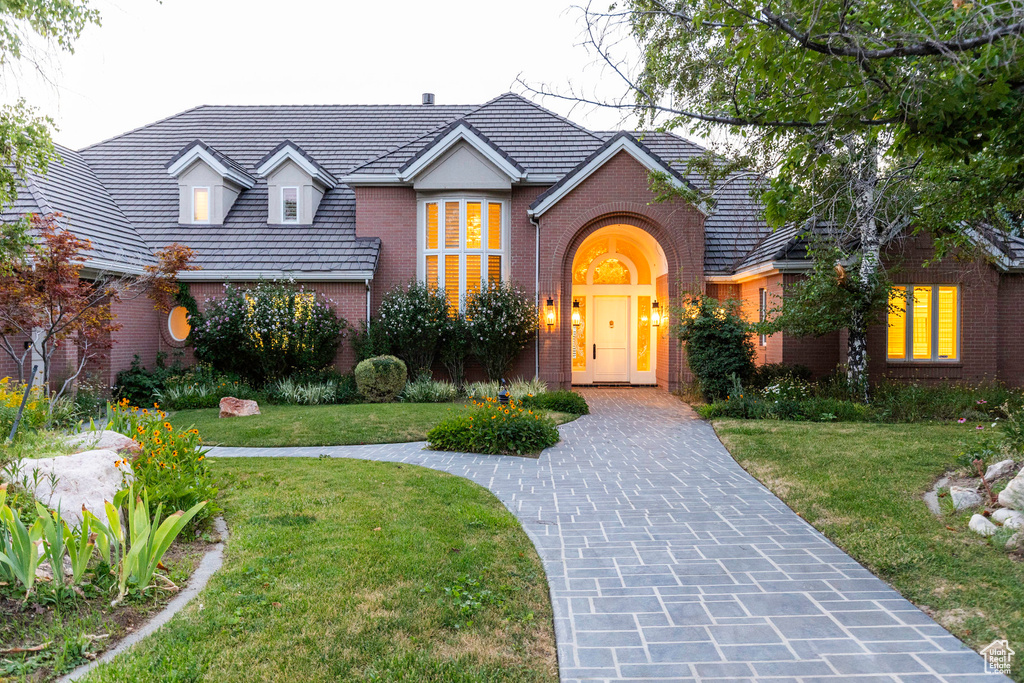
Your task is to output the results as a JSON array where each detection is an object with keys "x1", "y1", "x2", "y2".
[
  {"x1": 521, "y1": 390, "x2": 589, "y2": 415},
  {"x1": 355, "y1": 355, "x2": 407, "y2": 403}
]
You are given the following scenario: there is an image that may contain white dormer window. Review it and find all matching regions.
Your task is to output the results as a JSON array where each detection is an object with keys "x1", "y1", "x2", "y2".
[
  {"x1": 281, "y1": 187, "x2": 299, "y2": 223},
  {"x1": 193, "y1": 187, "x2": 210, "y2": 223}
]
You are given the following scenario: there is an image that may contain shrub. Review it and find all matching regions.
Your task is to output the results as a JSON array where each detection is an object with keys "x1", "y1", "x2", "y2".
[
  {"x1": 375, "y1": 282, "x2": 449, "y2": 378},
  {"x1": 267, "y1": 378, "x2": 338, "y2": 405},
  {"x1": 427, "y1": 397, "x2": 559, "y2": 456},
  {"x1": 114, "y1": 353, "x2": 183, "y2": 406},
  {"x1": 750, "y1": 362, "x2": 812, "y2": 389},
  {"x1": 675, "y1": 295, "x2": 755, "y2": 401},
  {"x1": 522, "y1": 390, "x2": 589, "y2": 415},
  {"x1": 155, "y1": 366, "x2": 260, "y2": 410},
  {"x1": 0, "y1": 377, "x2": 49, "y2": 437},
  {"x1": 870, "y1": 381, "x2": 1020, "y2": 423},
  {"x1": 350, "y1": 319, "x2": 390, "y2": 363},
  {"x1": 354, "y1": 355, "x2": 407, "y2": 403},
  {"x1": 439, "y1": 313, "x2": 470, "y2": 389},
  {"x1": 190, "y1": 282, "x2": 344, "y2": 385},
  {"x1": 464, "y1": 282, "x2": 538, "y2": 381},
  {"x1": 106, "y1": 399, "x2": 218, "y2": 530},
  {"x1": 465, "y1": 378, "x2": 547, "y2": 402},
  {"x1": 400, "y1": 375, "x2": 460, "y2": 403}
]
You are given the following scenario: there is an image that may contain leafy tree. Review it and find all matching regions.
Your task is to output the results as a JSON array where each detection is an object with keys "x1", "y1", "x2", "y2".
[
  {"x1": 529, "y1": 0, "x2": 1024, "y2": 396},
  {"x1": 0, "y1": 214, "x2": 194, "y2": 409},
  {"x1": 0, "y1": 0, "x2": 101, "y2": 270},
  {"x1": 464, "y1": 282, "x2": 538, "y2": 381},
  {"x1": 374, "y1": 281, "x2": 449, "y2": 378}
]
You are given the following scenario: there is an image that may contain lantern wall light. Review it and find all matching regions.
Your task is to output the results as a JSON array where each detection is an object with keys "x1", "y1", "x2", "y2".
[
  {"x1": 651, "y1": 300, "x2": 662, "y2": 327},
  {"x1": 571, "y1": 300, "x2": 581, "y2": 329},
  {"x1": 545, "y1": 297, "x2": 555, "y2": 327}
]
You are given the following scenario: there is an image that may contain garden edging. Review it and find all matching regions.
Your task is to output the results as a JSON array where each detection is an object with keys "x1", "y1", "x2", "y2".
[{"x1": 58, "y1": 516, "x2": 229, "y2": 683}]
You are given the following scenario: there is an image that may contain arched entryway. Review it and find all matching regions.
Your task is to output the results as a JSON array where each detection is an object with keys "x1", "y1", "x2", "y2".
[{"x1": 568, "y1": 224, "x2": 669, "y2": 385}]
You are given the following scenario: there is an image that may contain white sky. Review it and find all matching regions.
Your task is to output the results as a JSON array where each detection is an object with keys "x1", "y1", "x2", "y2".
[{"x1": 2, "y1": 0, "x2": 644, "y2": 149}]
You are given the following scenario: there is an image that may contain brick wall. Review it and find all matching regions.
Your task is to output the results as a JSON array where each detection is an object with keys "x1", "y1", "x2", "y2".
[{"x1": 998, "y1": 274, "x2": 1024, "y2": 386}]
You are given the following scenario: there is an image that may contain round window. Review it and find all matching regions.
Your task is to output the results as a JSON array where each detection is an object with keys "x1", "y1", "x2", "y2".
[{"x1": 168, "y1": 306, "x2": 191, "y2": 341}]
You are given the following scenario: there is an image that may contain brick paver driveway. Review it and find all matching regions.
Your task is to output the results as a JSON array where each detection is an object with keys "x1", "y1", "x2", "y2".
[{"x1": 210, "y1": 388, "x2": 1005, "y2": 682}]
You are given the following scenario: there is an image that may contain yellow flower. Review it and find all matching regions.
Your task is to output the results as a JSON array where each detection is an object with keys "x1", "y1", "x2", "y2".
[{"x1": 164, "y1": 422, "x2": 172, "y2": 430}]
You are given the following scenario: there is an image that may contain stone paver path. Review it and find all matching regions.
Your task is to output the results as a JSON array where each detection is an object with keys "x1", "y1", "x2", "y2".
[{"x1": 210, "y1": 389, "x2": 1007, "y2": 683}]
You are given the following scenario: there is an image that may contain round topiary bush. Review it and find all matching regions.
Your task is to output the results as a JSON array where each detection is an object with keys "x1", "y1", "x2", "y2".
[{"x1": 354, "y1": 355, "x2": 408, "y2": 403}]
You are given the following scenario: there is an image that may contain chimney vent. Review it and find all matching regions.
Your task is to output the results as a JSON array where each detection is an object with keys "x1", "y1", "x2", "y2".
[{"x1": 422, "y1": 93, "x2": 435, "y2": 105}]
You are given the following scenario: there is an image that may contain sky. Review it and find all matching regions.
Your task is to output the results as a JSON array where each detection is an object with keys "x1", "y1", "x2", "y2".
[{"x1": 2, "y1": 0, "x2": 645, "y2": 149}]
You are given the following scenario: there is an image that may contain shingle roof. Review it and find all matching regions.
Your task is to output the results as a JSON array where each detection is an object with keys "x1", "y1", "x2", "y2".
[
  {"x1": 6, "y1": 92, "x2": 777, "y2": 276},
  {"x1": 1, "y1": 145, "x2": 155, "y2": 269},
  {"x1": 734, "y1": 223, "x2": 812, "y2": 271}
]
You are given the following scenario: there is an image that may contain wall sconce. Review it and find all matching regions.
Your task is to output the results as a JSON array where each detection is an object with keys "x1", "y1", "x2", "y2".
[
  {"x1": 571, "y1": 300, "x2": 581, "y2": 329},
  {"x1": 545, "y1": 297, "x2": 555, "y2": 327},
  {"x1": 651, "y1": 300, "x2": 662, "y2": 327}
]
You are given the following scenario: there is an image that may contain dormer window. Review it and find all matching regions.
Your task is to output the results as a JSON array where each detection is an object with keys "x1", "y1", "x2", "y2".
[
  {"x1": 281, "y1": 187, "x2": 299, "y2": 223},
  {"x1": 193, "y1": 187, "x2": 210, "y2": 223}
]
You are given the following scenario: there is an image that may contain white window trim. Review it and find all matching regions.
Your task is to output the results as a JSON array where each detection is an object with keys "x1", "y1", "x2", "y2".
[
  {"x1": 281, "y1": 186, "x2": 300, "y2": 224},
  {"x1": 418, "y1": 196, "x2": 510, "y2": 311},
  {"x1": 758, "y1": 288, "x2": 767, "y2": 347},
  {"x1": 167, "y1": 306, "x2": 190, "y2": 342},
  {"x1": 887, "y1": 284, "x2": 961, "y2": 363},
  {"x1": 192, "y1": 186, "x2": 210, "y2": 224}
]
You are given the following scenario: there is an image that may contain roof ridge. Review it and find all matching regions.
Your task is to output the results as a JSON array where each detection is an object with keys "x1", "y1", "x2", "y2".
[{"x1": 488, "y1": 92, "x2": 604, "y2": 141}]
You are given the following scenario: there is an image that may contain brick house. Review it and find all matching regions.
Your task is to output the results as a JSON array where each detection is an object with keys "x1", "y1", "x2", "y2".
[{"x1": 4, "y1": 93, "x2": 1024, "y2": 390}]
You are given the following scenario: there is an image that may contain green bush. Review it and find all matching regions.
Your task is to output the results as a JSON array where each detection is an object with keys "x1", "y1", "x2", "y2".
[
  {"x1": 114, "y1": 353, "x2": 183, "y2": 406},
  {"x1": 675, "y1": 295, "x2": 755, "y2": 401},
  {"x1": 427, "y1": 398, "x2": 559, "y2": 456},
  {"x1": 400, "y1": 375, "x2": 460, "y2": 403},
  {"x1": 190, "y1": 282, "x2": 344, "y2": 385},
  {"x1": 522, "y1": 390, "x2": 589, "y2": 415},
  {"x1": 750, "y1": 362, "x2": 812, "y2": 389},
  {"x1": 155, "y1": 366, "x2": 261, "y2": 410},
  {"x1": 354, "y1": 355, "x2": 408, "y2": 403},
  {"x1": 439, "y1": 313, "x2": 470, "y2": 389},
  {"x1": 375, "y1": 282, "x2": 449, "y2": 377},
  {"x1": 870, "y1": 381, "x2": 1020, "y2": 423},
  {"x1": 464, "y1": 282, "x2": 538, "y2": 381}
]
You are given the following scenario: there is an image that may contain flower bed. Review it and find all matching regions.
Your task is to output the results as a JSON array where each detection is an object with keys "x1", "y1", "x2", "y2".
[{"x1": 426, "y1": 397, "x2": 559, "y2": 456}]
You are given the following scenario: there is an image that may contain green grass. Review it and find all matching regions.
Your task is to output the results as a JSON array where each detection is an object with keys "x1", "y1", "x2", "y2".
[
  {"x1": 169, "y1": 403, "x2": 575, "y2": 448},
  {"x1": 80, "y1": 458, "x2": 556, "y2": 682},
  {"x1": 715, "y1": 420, "x2": 1024, "y2": 681}
]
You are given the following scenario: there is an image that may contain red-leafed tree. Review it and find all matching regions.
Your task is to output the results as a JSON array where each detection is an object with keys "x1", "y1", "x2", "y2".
[{"x1": 0, "y1": 213, "x2": 196, "y2": 411}]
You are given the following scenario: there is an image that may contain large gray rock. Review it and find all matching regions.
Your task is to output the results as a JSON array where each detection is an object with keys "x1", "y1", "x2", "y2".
[
  {"x1": 65, "y1": 429, "x2": 141, "y2": 456},
  {"x1": 984, "y1": 459, "x2": 1017, "y2": 482},
  {"x1": 24, "y1": 449, "x2": 131, "y2": 527},
  {"x1": 969, "y1": 514, "x2": 1000, "y2": 537},
  {"x1": 950, "y1": 486, "x2": 984, "y2": 510},
  {"x1": 998, "y1": 470, "x2": 1024, "y2": 510}
]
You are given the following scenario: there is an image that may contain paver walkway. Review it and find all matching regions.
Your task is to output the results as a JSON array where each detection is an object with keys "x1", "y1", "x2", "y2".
[{"x1": 209, "y1": 389, "x2": 1007, "y2": 683}]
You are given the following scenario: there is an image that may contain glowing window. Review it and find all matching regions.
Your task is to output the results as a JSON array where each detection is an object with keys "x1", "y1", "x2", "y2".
[
  {"x1": 168, "y1": 306, "x2": 191, "y2": 341},
  {"x1": 637, "y1": 296, "x2": 651, "y2": 371},
  {"x1": 422, "y1": 198, "x2": 506, "y2": 311},
  {"x1": 193, "y1": 187, "x2": 209, "y2": 223},
  {"x1": 592, "y1": 258, "x2": 631, "y2": 285},
  {"x1": 282, "y1": 187, "x2": 299, "y2": 223},
  {"x1": 887, "y1": 285, "x2": 959, "y2": 362}
]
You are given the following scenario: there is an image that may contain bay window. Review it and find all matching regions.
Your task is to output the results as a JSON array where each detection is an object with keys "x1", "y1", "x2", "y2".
[
  {"x1": 421, "y1": 197, "x2": 507, "y2": 310},
  {"x1": 887, "y1": 285, "x2": 959, "y2": 361}
]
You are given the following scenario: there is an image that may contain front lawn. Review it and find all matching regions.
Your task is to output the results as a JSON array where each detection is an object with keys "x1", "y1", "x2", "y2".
[
  {"x1": 170, "y1": 403, "x2": 575, "y2": 448},
  {"x1": 715, "y1": 420, "x2": 1024, "y2": 680},
  {"x1": 81, "y1": 457, "x2": 556, "y2": 682}
]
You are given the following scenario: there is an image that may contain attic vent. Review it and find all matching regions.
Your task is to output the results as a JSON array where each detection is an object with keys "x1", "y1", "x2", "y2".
[{"x1": 422, "y1": 93, "x2": 435, "y2": 105}]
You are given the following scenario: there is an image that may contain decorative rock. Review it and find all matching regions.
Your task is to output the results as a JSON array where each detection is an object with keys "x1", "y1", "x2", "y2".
[
  {"x1": 984, "y1": 459, "x2": 1017, "y2": 482},
  {"x1": 969, "y1": 513, "x2": 1000, "y2": 537},
  {"x1": 950, "y1": 486, "x2": 984, "y2": 510},
  {"x1": 1007, "y1": 532, "x2": 1023, "y2": 551},
  {"x1": 1003, "y1": 512, "x2": 1024, "y2": 531},
  {"x1": 992, "y1": 508, "x2": 1019, "y2": 523},
  {"x1": 997, "y1": 470, "x2": 1024, "y2": 510},
  {"x1": 24, "y1": 449, "x2": 131, "y2": 527},
  {"x1": 219, "y1": 396, "x2": 260, "y2": 419},
  {"x1": 65, "y1": 429, "x2": 141, "y2": 456}
]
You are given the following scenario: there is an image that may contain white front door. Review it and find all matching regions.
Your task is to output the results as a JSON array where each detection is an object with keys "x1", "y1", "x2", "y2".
[{"x1": 593, "y1": 296, "x2": 629, "y2": 382}]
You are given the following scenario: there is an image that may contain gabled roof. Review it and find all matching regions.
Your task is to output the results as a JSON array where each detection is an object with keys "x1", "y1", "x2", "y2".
[
  {"x1": 398, "y1": 120, "x2": 525, "y2": 180},
  {"x1": 528, "y1": 132, "x2": 708, "y2": 218},
  {"x1": 0, "y1": 145, "x2": 156, "y2": 271},
  {"x1": 165, "y1": 140, "x2": 256, "y2": 189},
  {"x1": 255, "y1": 140, "x2": 337, "y2": 189}
]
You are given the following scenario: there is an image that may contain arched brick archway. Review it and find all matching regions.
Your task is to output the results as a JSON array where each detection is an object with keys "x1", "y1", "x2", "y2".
[{"x1": 537, "y1": 209, "x2": 701, "y2": 391}]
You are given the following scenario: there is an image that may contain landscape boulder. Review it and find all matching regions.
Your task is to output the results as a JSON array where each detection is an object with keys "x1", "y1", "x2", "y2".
[
  {"x1": 24, "y1": 449, "x2": 131, "y2": 527},
  {"x1": 969, "y1": 513, "x2": 999, "y2": 537},
  {"x1": 65, "y1": 429, "x2": 141, "y2": 456},
  {"x1": 950, "y1": 486, "x2": 984, "y2": 511},
  {"x1": 992, "y1": 509, "x2": 1024, "y2": 530},
  {"x1": 219, "y1": 396, "x2": 260, "y2": 418},
  {"x1": 984, "y1": 459, "x2": 1017, "y2": 482},
  {"x1": 998, "y1": 470, "x2": 1024, "y2": 510}
]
